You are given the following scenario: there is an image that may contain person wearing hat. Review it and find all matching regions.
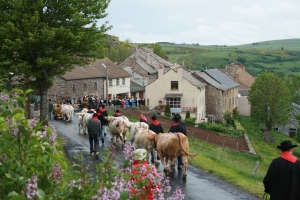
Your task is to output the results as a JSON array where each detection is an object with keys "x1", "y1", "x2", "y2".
[
  {"x1": 263, "y1": 140, "x2": 300, "y2": 199},
  {"x1": 149, "y1": 115, "x2": 164, "y2": 162},
  {"x1": 87, "y1": 112, "x2": 102, "y2": 160},
  {"x1": 130, "y1": 149, "x2": 160, "y2": 200},
  {"x1": 113, "y1": 109, "x2": 121, "y2": 117},
  {"x1": 169, "y1": 114, "x2": 186, "y2": 170}
]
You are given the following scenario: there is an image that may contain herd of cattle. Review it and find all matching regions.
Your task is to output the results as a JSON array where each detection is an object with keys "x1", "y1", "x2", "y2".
[{"x1": 56, "y1": 107, "x2": 197, "y2": 179}]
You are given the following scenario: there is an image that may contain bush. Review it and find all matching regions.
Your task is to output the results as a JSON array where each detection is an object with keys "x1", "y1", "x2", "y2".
[
  {"x1": 184, "y1": 117, "x2": 196, "y2": 126},
  {"x1": 198, "y1": 122, "x2": 243, "y2": 138},
  {"x1": 185, "y1": 111, "x2": 190, "y2": 120},
  {"x1": 164, "y1": 103, "x2": 171, "y2": 117}
]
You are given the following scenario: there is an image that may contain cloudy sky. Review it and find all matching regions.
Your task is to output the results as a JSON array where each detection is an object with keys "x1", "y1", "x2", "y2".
[{"x1": 98, "y1": 0, "x2": 300, "y2": 46}]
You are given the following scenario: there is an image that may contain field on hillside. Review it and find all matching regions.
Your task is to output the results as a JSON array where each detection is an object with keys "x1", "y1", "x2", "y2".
[{"x1": 159, "y1": 39, "x2": 300, "y2": 77}]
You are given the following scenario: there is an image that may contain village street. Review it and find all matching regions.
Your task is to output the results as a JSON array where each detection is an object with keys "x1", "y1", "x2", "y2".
[{"x1": 49, "y1": 113, "x2": 260, "y2": 200}]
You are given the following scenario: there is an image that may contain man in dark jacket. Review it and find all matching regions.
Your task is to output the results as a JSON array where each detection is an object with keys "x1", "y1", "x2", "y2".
[
  {"x1": 96, "y1": 109, "x2": 108, "y2": 145},
  {"x1": 48, "y1": 99, "x2": 53, "y2": 119},
  {"x1": 149, "y1": 115, "x2": 164, "y2": 162},
  {"x1": 98, "y1": 105, "x2": 108, "y2": 136},
  {"x1": 169, "y1": 114, "x2": 186, "y2": 170},
  {"x1": 88, "y1": 112, "x2": 102, "y2": 160},
  {"x1": 263, "y1": 140, "x2": 300, "y2": 200}
]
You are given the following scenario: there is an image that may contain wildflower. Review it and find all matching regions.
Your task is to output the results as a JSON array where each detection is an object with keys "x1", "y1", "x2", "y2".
[
  {"x1": 0, "y1": 93, "x2": 9, "y2": 102},
  {"x1": 21, "y1": 175, "x2": 38, "y2": 200},
  {"x1": 49, "y1": 162, "x2": 62, "y2": 183},
  {"x1": 167, "y1": 186, "x2": 185, "y2": 200},
  {"x1": 29, "y1": 118, "x2": 38, "y2": 131},
  {"x1": 11, "y1": 128, "x2": 19, "y2": 137},
  {"x1": 49, "y1": 132, "x2": 57, "y2": 144},
  {"x1": 122, "y1": 142, "x2": 134, "y2": 160}
]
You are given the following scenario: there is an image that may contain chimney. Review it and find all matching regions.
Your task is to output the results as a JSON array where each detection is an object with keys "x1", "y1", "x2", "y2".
[{"x1": 234, "y1": 74, "x2": 239, "y2": 82}]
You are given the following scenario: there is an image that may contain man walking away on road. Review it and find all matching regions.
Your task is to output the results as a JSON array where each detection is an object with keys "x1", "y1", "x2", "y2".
[
  {"x1": 263, "y1": 140, "x2": 300, "y2": 200},
  {"x1": 96, "y1": 109, "x2": 107, "y2": 145},
  {"x1": 88, "y1": 112, "x2": 102, "y2": 160},
  {"x1": 169, "y1": 114, "x2": 186, "y2": 170},
  {"x1": 149, "y1": 115, "x2": 164, "y2": 163},
  {"x1": 48, "y1": 99, "x2": 53, "y2": 119}
]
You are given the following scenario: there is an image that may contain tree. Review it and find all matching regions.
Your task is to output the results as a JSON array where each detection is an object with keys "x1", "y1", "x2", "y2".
[
  {"x1": 150, "y1": 43, "x2": 166, "y2": 58},
  {"x1": 185, "y1": 111, "x2": 190, "y2": 120},
  {"x1": 0, "y1": 0, "x2": 111, "y2": 122},
  {"x1": 248, "y1": 72, "x2": 292, "y2": 131},
  {"x1": 164, "y1": 103, "x2": 171, "y2": 117}
]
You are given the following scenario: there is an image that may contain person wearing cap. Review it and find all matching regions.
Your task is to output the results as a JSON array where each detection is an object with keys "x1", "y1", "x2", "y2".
[
  {"x1": 149, "y1": 115, "x2": 164, "y2": 162},
  {"x1": 87, "y1": 112, "x2": 102, "y2": 160},
  {"x1": 130, "y1": 149, "x2": 160, "y2": 200},
  {"x1": 113, "y1": 109, "x2": 121, "y2": 117},
  {"x1": 263, "y1": 140, "x2": 300, "y2": 199},
  {"x1": 169, "y1": 114, "x2": 186, "y2": 170}
]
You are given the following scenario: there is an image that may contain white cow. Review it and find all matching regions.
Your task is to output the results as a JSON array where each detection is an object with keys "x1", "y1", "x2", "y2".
[
  {"x1": 76, "y1": 109, "x2": 95, "y2": 134},
  {"x1": 131, "y1": 128, "x2": 158, "y2": 163},
  {"x1": 107, "y1": 116, "x2": 131, "y2": 148},
  {"x1": 61, "y1": 104, "x2": 74, "y2": 122},
  {"x1": 129, "y1": 122, "x2": 149, "y2": 145}
]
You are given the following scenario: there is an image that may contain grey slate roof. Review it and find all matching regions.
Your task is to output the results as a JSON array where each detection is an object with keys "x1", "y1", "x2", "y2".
[
  {"x1": 193, "y1": 71, "x2": 227, "y2": 91},
  {"x1": 204, "y1": 69, "x2": 239, "y2": 90},
  {"x1": 136, "y1": 57, "x2": 157, "y2": 74},
  {"x1": 182, "y1": 69, "x2": 206, "y2": 88}
]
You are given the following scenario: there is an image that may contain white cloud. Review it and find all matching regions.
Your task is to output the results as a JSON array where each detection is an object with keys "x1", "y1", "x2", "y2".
[{"x1": 102, "y1": 0, "x2": 300, "y2": 45}]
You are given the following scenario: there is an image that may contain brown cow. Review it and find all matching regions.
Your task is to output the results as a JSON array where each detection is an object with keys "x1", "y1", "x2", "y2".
[
  {"x1": 147, "y1": 132, "x2": 196, "y2": 179},
  {"x1": 106, "y1": 116, "x2": 131, "y2": 148}
]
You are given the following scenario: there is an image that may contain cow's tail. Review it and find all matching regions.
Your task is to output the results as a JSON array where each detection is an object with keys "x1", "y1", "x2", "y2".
[{"x1": 177, "y1": 133, "x2": 197, "y2": 158}]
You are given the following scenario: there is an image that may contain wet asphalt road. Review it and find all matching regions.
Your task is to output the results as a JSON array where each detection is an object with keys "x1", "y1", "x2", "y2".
[{"x1": 50, "y1": 114, "x2": 260, "y2": 200}]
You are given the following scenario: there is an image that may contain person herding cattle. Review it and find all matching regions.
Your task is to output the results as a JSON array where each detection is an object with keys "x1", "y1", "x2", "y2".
[
  {"x1": 113, "y1": 109, "x2": 121, "y2": 117},
  {"x1": 88, "y1": 112, "x2": 102, "y2": 160},
  {"x1": 169, "y1": 114, "x2": 186, "y2": 170},
  {"x1": 139, "y1": 113, "x2": 148, "y2": 124},
  {"x1": 98, "y1": 105, "x2": 108, "y2": 136},
  {"x1": 149, "y1": 115, "x2": 164, "y2": 163}
]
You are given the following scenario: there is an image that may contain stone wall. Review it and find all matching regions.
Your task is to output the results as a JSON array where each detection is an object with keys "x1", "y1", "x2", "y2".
[{"x1": 48, "y1": 76, "x2": 105, "y2": 103}]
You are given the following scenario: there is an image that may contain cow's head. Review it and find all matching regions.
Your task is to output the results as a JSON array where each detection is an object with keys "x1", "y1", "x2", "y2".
[{"x1": 147, "y1": 134, "x2": 156, "y2": 148}]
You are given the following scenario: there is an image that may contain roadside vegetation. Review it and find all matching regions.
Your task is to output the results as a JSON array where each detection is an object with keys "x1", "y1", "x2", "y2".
[{"x1": 187, "y1": 115, "x2": 300, "y2": 197}]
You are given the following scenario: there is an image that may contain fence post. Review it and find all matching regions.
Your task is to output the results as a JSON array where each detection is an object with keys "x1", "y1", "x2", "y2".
[
  {"x1": 223, "y1": 140, "x2": 226, "y2": 147},
  {"x1": 236, "y1": 142, "x2": 239, "y2": 151},
  {"x1": 206, "y1": 134, "x2": 210, "y2": 142},
  {"x1": 252, "y1": 161, "x2": 260, "y2": 174}
]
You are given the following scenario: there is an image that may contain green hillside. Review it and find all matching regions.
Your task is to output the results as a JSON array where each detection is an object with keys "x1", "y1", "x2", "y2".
[{"x1": 159, "y1": 39, "x2": 300, "y2": 77}]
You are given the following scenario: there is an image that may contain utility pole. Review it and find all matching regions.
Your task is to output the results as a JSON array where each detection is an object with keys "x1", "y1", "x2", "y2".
[{"x1": 101, "y1": 63, "x2": 109, "y2": 106}]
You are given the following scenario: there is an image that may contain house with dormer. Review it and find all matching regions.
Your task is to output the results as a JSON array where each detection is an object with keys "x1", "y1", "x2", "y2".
[
  {"x1": 192, "y1": 69, "x2": 239, "y2": 122},
  {"x1": 119, "y1": 47, "x2": 176, "y2": 98}
]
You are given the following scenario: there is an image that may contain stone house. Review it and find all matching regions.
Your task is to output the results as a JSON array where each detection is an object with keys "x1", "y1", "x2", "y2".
[
  {"x1": 192, "y1": 69, "x2": 240, "y2": 122},
  {"x1": 119, "y1": 47, "x2": 177, "y2": 98},
  {"x1": 276, "y1": 103, "x2": 300, "y2": 137},
  {"x1": 219, "y1": 63, "x2": 255, "y2": 116},
  {"x1": 145, "y1": 66, "x2": 206, "y2": 123},
  {"x1": 48, "y1": 58, "x2": 130, "y2": 103}
]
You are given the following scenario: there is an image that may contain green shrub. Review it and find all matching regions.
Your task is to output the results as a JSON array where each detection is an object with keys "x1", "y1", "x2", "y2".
[
  {"x1": 198, "y1": 122, "x2": 243, "y2": 138},
  {"x1": 185, "y1": 117, "x2": 196, "y2": 126},
  {"x1": 232, "y1": 107, "x2": 239, "y2": 119},
  {"x1": 164, "y1": 103, "x2": 171, "y2": 117},
  {"x1": 185, "y1": 111, "x2": 190, "y2": 119}
]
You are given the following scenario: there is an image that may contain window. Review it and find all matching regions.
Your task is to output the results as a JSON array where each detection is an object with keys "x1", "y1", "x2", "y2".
[
  {"x1": 72, "y1": 85, "x2": 75, "y2": 93},
  {"x1": 122, "y1": 78, "x2": 125, "y2": 85},
  {"x1": 232, "y1": 97, "x2": 234, "y2": 106},
  {"x1": 109, "y1": 79, "x2": 112, "y2": 86},
  {"x1": 94, "y1": 82, "x2": 97, "y2": 91},
  {"x1": 84, "y1": 83, "x2": 87, "y2": 91},
  {"x1": 116, "y1": 78, "x2": 119, "y2": 86},
  {"x1": 171, "y1": 81, "x2": 178, "y2": 90},
  {"x1": 166, "y1": 98, "x2": 181, "y2": 108}
]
